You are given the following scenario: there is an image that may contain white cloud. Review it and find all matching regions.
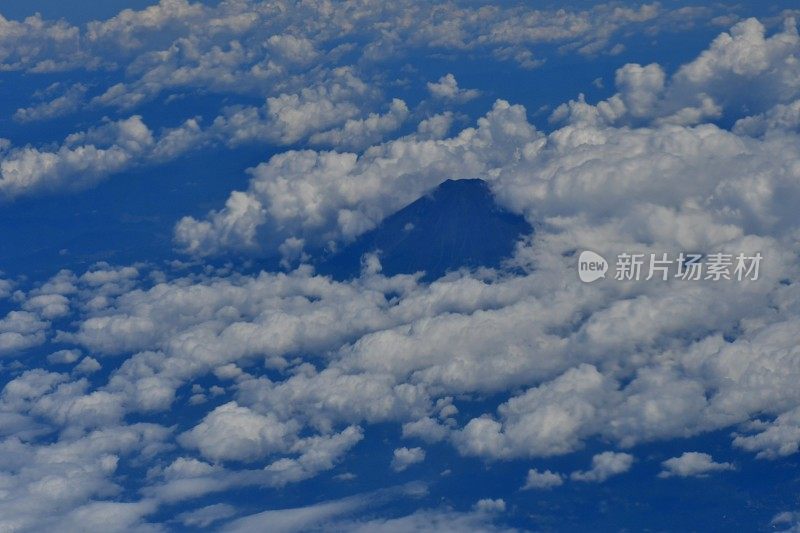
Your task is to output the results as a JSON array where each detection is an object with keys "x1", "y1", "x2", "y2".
[
  {"x1": 473, "y1": 499, "x2": 505, "y2": 513},
  {"x1": 210, "y1": 68, "x2": 375, "y2": 147},
  {"x1": 0, "y1": 311, "x2": 49, "y2": 355},
  {"x1": 402, "y1": 417, "x2": 451, "y2": 443},
  {"x1": 391, "y1": 446, "x2": 426, "y2": 472},
  {"x1": 570, "y1": 451, "x2": 634, "y2": 483},
  {"x1": 427, "y1": 74, "x2": 480, "y2": 102},
  {"x1": 734, "y1": 99, "x2": 800, "y2": 137},
  {"x1": 0, "y1": 116, "x2": 153, "y2": 199},
  {"x1": 22, "y1": 293, "x2": 70, "y2": 319},
  {"x1": 454, "y1": 365, "x2": 618, "y2": 459},
  {"x1": 222, "y1": 496, "x2": 365, "y2": 533},
  {"x1": 176, "y1": 503, "x2": 237, "y2": 529},
  {"x1": 14, "y1": 83, "x2": 87, "y2": 122},
  {"x1": 734, "y1": 406, "x2": 800, "y2": 459},
  {"x1": 47, "y1": 349, "x2": 82, "y2": 365},
  {"x1": 0, "y1": 13, "x2": 85, "y2": 72},
  {"x1": 309, "y1": 98, "x2": 409, "y2": 151},
  {"x1": 337, "y1": 507, "x2": 516, "y2": 532},
  {"x1": 771, "y1": 510, "x2": 800, "y2": 531},
  {"x1": 179, "y1": 402, "x2": 299, "y2": 463},
  {"x1": 658, "y1": 452, "x2": 734, "y2": 478},
  {"x1": 522, "y1": 468, "x2": 564, "y2": 490},
  {"x1": 0, "y1": 423, "x2": 170, "y2": 531},
  {"x1": 175, "y1": 99, "x2": 539, "y2": 255},
  {"x1": 1, "y1": 0, "x2": 706, "y2": 103},
  {"x1": 74, "y1": 357, "x2": 102, "y2": 374},
  {"x1": 0, "y1": 2, "x2": 736, "y2": 203},
  {"x1": 221, "y1": 482, "x2": 505, "y2": 532},
  {"x1": 553, "y1": 18, "x2": 800, "y2": 127}
]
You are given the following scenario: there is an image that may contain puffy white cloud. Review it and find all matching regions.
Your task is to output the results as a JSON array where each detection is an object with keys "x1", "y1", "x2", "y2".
[
  {"x1": 658, "y1": 452, "x2": 734, "y2": 478},
  {"x1": 0, "y1": 2, "x2": 737, "y2": 204},
  {"x1": 0, "y1": 13, "x2": 85, "y2": 72},
  {"x1": 734, "y1": 99, "x2": 800, "y2": 137},
  {"x1": 454, "y1": 365, "x2": 618, "y2": 459},
  {"x1": 2, "y1": 0, "x2": 707, "y2": 102},
  {"x1": 22, "y1": 293, "x2": 70, "y2": 319},
  {"x1": 0, "y1": 116, "x2": 153, "y2": 199},
  {"x1": 0, "y1": 107, "x2": 248, "y2": 198},
  {"x1": 175, "y1": 99, "x2": 539, "y2": 255},
  {"x1": 0, "y1": 311, "x2": 49, "y2": 355},
  {"x1": 210, "y1": 67, "x2": 375, "y2": 146},
  {"x1": 13, "y1": 83, "x2": 87, "y2": 122},
  {"x1": 74, "y1": 357, "x2": 102, "y2": 375},
  {"x1": 85, "y1": 0, "x2": 205, "y2": 52},
  {"x1": 179, "y1": 401, "x2": 299, "y2": 463},
  {"x1": 402, "y1": 416, "x2": 451, "y2": 443},
  {"x1": 473, "y1": 499, "x2": 505, "y2": 513},
  {"x1": 47, "y1": 349, "x2": 81, "y2": 365},
  {"x1": 570, "y1": 451, "x2": 634, "y2": 483},
  {"x1": 522, "y1": 469, "x2": 564, "y2": 490},
  {"x1": 150, "y1": 117, "x2": 206, "y2": 162},
  {"x1": 553, "y1": 18, "x2": 800, "y2": 127},
  {"x1": 308, "y1": 98, "x2": 409, "y2": 151},
  {"x1": 0, "y1": 423, "x2": 170, "y2": 531},
  {"x1": 427, "y1": 74, "x2": 480, "y2": 102},
  {"x1": 734, "y1": 407, "x2": 800, "y2": 459},
  {"x1": 391, "y1": 446, "x2": 425, "y2": 472}
]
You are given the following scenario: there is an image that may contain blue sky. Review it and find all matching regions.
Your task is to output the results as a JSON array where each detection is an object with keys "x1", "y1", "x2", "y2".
[{"x1": 2, "y1": 1, "x2": 800, "y2": 531}]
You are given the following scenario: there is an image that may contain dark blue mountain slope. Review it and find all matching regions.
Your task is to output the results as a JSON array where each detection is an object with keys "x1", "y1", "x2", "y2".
[{"x1": 317, "y1": 178, "x2": 532, "y2": 281}]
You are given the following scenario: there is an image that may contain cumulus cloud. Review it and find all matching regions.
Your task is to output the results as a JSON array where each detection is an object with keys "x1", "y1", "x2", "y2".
[
  {"x1": 658, "y1": 452, "x2": 734, "y2": 478},
  {"x1": 0, "y1": 1, "x2": 736, "y2": 204},
  {"x1": 13, "y1": 83, "x2": 87, "y2": 122},
  {"x1": 210, "y1": 67, "x2": 376, "y2": 147},
  {"x1": 734, "y1": 407, "x2": 800, "y2": 459},
  {"x1": 0, "y1": 113, "x2": 224, "y2": 199},
  {"x1": 427, "y1": 74, "x2": 480, "y2": 102},
  {"x1": 522, "y1": 469, "x2": 564, "y2": 490},
  {"x1": 391, "y1": 446, "x2": 426, "y2": 472},
  {"x1": 0, "y1": 423, "x2": 169, "y2": 531},
  {"x1": 570, "y1": 452, "x2": 634, "y2": 483},
  {"x1": 0, "y1": 116, "x2": 153, "y2": 199},
  {"x1": 74, "y1": 356, "x2": 102, "y2": 374},
  {"x1": 308, "y1": 98, "x2": 410, "y2": 151},
  {"x1": 175, "y1": 99, "x2": 538, "y2": 255},
  {"x1": 2, "y1": 1, "x2": 706, "y2": 99},
  {"x1": 179, "y1": 401, "x2": 299, "y2": 463},
  {"x1": 0, "y1": 13, "x2": 85, "y2": 72},
  {"x1": 47, "y1": 349, "x2": 81, "y2": 365},
  {"x1": 0, "y1": 311, "x2": 49, "y2": 355},
  {"x1": 473, "y1": 499, "x2": 506, "y2": 513},
  {"x1": 552, "y1": 18, "x2": 800, "y2": 127}
]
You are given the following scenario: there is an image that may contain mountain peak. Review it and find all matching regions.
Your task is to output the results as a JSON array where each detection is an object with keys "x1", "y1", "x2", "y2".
[{"x1": 318, "y1": 178, "x2": 531, "y2": 281}]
